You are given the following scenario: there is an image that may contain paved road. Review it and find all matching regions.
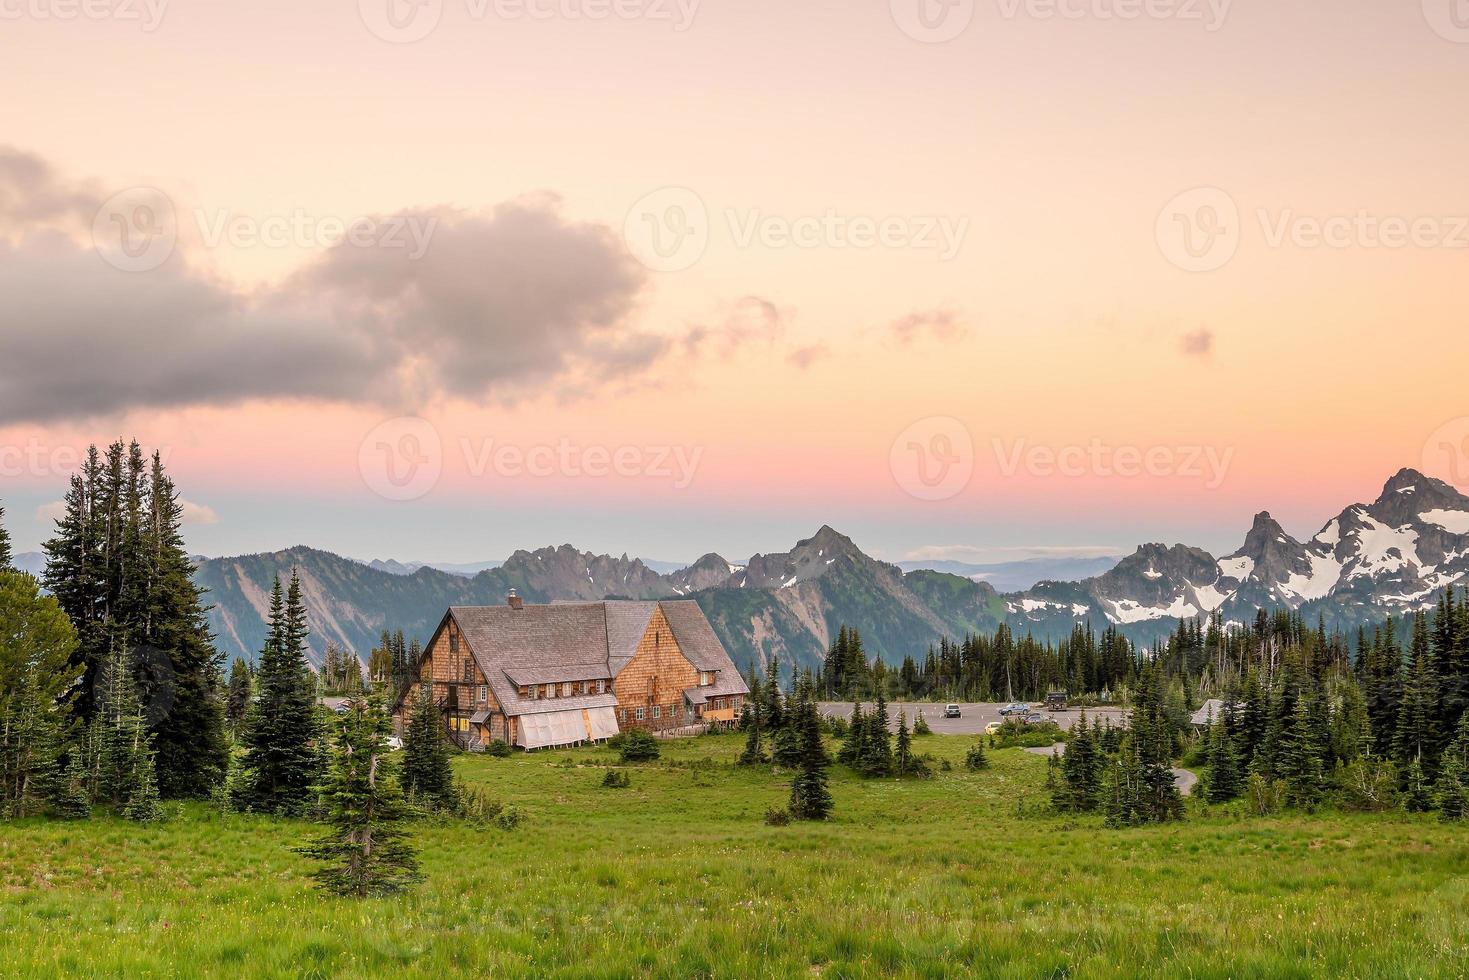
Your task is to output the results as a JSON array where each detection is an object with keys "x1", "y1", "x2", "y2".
[
  {"x1": 1022, "y1": 744, "x2": 1197, "y2": 797},
  {"x1": 818, "y1": 701, "x2": 1128, "y2": 735}
]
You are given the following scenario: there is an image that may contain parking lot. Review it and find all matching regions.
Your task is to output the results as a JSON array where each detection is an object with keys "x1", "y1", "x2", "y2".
[{"x1": 816, "y1": 701, "x2": 1128, "y2": 735}]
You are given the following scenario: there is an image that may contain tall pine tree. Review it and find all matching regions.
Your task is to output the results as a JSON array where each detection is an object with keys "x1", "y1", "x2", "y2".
[{"x1": 235, "y1": 574, "x2": 325, "y2": 815}]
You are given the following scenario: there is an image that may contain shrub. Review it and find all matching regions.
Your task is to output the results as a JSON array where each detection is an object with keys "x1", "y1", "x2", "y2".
[
  {"x1": 1246, "y1": 773, "x2": 1285, "y2": 817},
  {"x1": 824, "y1": 715, "x2": 849, "y2": 739},
  {"x1": 965, "y1": 742, "x2": 990, "y2": 771},
  {"x1": 991, "y1": 721, "x2": 1065, "y2": 750},
  {"x1": 913, "y1": 712, "x2": 932, "y2": 736},
  {"x1": 764, "y1": 807, "x2": 791, "y2": 826},
  {"x1": 618, "y1": 729, "x2": 660, "y2": 763},
  {"x1": 1337, "y1": 757, "x2": 1398, "y2": 812},
  {"x1": 601, "y1": 769, "x2": 631, "y2": 789},
  {"x1": 493, "y1": 804, "x2": 524, "y2": 830},
  {"x1": 486, "y1": 740, "x2": 512, "y2": 758}
]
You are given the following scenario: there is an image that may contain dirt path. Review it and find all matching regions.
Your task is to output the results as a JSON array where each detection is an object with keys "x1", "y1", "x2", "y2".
[{"x1": 1022, "y1": 744, "x2": 1197, "y2": 797}]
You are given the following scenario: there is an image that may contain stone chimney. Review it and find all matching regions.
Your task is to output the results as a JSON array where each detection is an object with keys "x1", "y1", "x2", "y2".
[{"x1": 507, "y1": 589, "x2": 524, "y2": 610}]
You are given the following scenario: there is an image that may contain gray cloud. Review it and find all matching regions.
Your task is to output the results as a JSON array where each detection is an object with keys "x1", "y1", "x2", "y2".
[
  {"x1": 1181, "y1": 327, "x2": 1214, "y2": 357},
  {"x1": 0, "y1": 153, "x2": 658, "y2": 423},
  {"x1": 888, "y1": 308, "x2": 965, "y2": 345}
]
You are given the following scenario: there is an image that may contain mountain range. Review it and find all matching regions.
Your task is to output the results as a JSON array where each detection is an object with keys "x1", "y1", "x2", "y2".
[{"x1": 14, "y1": 467, "x2": 1469, "y2": 674}]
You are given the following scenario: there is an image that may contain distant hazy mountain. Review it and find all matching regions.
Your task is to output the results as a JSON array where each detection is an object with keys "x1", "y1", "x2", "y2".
[
  {"x1": 174, "y1": 467, "x2": 1469, "y2": 672},
  {"x1": 360, "y1": 556, "x2": 687, "y2": 577},
  {"x1": 11, "y1": 551, "x2": 47, "y2": 577},
  {"x1": 897, "y1": 555, "x2": 1123, "y2": 592},
  {"x1": 194, "y1": 528, "x2": 1001, "y2": 677}
]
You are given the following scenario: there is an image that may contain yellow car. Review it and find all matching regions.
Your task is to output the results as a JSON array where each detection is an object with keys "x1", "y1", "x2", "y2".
[{"x1": 984, "y1": 721, "x2": 1003, "y2": 735}]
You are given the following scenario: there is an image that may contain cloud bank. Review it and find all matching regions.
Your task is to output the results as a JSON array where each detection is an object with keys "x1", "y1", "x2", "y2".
[{"x1": 0, "y1": 149, "x2": 658, "y2": 423}]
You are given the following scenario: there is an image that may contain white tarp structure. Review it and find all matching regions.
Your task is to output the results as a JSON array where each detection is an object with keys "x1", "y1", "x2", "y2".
[
  {"x1": 517, "y1": 706, "x2": 620, "y2": 749},
  {"x1": 587, "y1": 706, "x2": 619, "y2": 741}
]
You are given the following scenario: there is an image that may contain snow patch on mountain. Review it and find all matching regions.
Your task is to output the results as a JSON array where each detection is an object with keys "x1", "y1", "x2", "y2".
[{"x1": 1422, "y1": 509, "x2": 1469, "y2": 534}]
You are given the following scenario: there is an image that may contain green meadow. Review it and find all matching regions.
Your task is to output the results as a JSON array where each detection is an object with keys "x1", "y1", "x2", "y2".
[{"x1": 2, "y1": 732, "x2": 1466, "y2": 978}]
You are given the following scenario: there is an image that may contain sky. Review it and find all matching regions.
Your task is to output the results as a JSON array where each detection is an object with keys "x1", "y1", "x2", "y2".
[{"x1": 2, "y1": 0, "x2": 1468, "y2": 565}]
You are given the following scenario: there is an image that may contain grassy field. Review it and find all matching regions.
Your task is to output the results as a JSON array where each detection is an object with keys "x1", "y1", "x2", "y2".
[{"x1": 2, "y1": 731, "x2": 1467, "y2": 978}]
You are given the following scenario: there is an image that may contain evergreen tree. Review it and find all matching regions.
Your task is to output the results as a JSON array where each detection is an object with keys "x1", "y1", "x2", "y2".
[
  {"x1": 1392, "y1": 613, "x2": 1441, "y2": 777},
  {"x1": 0, "y1": 572, "x2": 81, "y2": 818},
  {"x1": 1205, "y1": 712, "x2": 1242, "y2": 803},
  {"x1": 1401, "y1": 757, "x2": 1434, "y2": 813},
  {"x1": 0, "y1": 501, "x2": 11, "y2": 570},
  {"x1": 964, "y1": 740, "x2": 989, "y2": 771},
  {"x1": 770, "y1": 704, "x2": 801, "y2": 769},
  {"x1": 40, "y1": 443, "x2": 229, "y2": 798},
  {"x1": 53, "y1": 749, "x2": 91, "y2": 819},
  {"x1": 895, "y1": 711, "x2": 913, "y2": 774},
  {"x1": 737, "y1": 691, "x2": 768, "y2": 766},
  {"x1": 401, "y1": 685, "x2": 456, "y2": 809},
  {"x1": 1055, "y1": 711, "x2": 1103, "y2": 812},
  {"x1": 297, "y1": 694, "x2": 421, "y2": 897},
  {"x1": 1436, "y1": 714, "x2": 1469, "y2": 820},
  {"x1": 226, "y1": 657, "x2": 253, "y2": 734},
  {"x1": 1278, "y1": 693, "x2": 1327, "y2": 809},
  {"x1": 235, "y1": 574, "x2": 325, "y2": 815},
  {"x1": 838, "y1": 703, "x2": 866, "y2": 767},
  {"x1": 859, "y1": 692, "x2": 894, "y2": 777},
  {"x1": 95, "y1": 641, "x2": 154, "y2": 807},
  {"x1": 123, "y1": 748, "x2": 162, "y2": 822},
  {"x1": 787, "y1": 682, "x2": 832, "y2": 821}
]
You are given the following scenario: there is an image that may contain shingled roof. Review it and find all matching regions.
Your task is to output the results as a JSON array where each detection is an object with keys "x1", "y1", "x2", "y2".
[{"x1": 446, "y1": 599, "x2": 748, "y2": 716}]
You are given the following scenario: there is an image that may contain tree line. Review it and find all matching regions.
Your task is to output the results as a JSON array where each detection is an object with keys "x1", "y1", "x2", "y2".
[{"x1": 0, "y1": 447, "x2": 488, "y2": 896}]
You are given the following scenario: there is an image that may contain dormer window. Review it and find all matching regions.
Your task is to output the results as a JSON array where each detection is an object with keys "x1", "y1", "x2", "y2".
[{"x1": 700, "y1": 671, "x2": 715, "y2": 687}]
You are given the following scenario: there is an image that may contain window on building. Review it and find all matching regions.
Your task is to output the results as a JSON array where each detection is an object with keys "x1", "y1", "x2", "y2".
[
  {"x1": 562, "y1": 682, "x2": 572, "y2": 697},
  {"x1": 700, "y1": 671, "x2": 713, "y2": 686},
  {"x1": 520, "y1": 686, "x2": 531, "y2": 699},
  {"x1": 652, "y1": 705, "x2": 661, "y2": 719},
  {"x1": 596, "y1": 678, "x2": 606, "y2": 694},
  {"x1": 478, "y1": 685, "x2": 487, "y2": 703},
  {"x1": 635, "y1": 707, "x2": 646, "y2": 720},
  {"x1": 545, "y1": 684, "x2": 555, "y2": 699},
  {"x1": 449, "y1": 633, "x2": 459, "y2": 654}
]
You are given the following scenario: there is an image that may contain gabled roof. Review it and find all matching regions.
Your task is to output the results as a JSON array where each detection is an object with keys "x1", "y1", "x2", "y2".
[{"x1": 446, "y1": 599, "x2": 747, "y2": 716}]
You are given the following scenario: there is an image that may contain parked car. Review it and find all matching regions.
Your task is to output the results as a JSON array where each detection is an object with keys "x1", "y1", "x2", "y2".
[
  {"x1": 984, "y1": 721, "x2": 1002, "y2": 735},
  {"x1": 944, "y1": 703, "x2": 961, "y2": 718},
  {"x1": 1023, "y1": 713, "x2": 1049, "y2": 726},
  {"x1": 999, "y1": 703, "x2": 1030, "y2": 716}
]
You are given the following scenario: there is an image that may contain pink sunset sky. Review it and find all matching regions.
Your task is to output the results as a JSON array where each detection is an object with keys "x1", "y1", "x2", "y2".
[{"x1": 2, "y1": 0, "x2": 1468, "y2": 564}]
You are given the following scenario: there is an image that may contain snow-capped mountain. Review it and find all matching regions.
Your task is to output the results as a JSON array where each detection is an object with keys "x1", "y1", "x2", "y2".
[{"x1": 1006, "y1": 468, "x2": 1469, "y2": 641}]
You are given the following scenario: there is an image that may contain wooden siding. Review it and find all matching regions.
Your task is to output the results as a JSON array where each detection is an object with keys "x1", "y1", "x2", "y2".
[
  {"x1": 397, "y1": 615, "x2": 506, "y2": 742},
  {"x1": 612, "y1": 606, "x2": 700, "y2": 731}
]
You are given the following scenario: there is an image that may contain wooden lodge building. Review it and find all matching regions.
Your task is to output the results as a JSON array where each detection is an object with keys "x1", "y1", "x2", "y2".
[{"x1": 396, "y1": 592, "x2": 750, "y2": 750}]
